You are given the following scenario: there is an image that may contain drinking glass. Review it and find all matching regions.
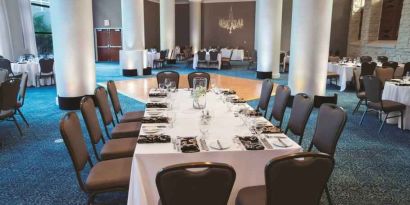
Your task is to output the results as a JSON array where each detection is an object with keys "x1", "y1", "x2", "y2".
[
  {"x1": 168, "y1": 112, "x2": 176, "y2": 128},
  {"x1": 254, "y1": 123, "x2": 264, "y2": 137},
  {"x1": 169, "y1": 81, "x2": 177, "y2": 92},
  {"x1": 199, "y1": 118, "x2": 210, "y2": 139},
  {"x1": 159, "y1": 83, "x2": 166, "y2": 92},
  {"x1": 164, "y1": 78, "x2": 172, "y2": 90}
]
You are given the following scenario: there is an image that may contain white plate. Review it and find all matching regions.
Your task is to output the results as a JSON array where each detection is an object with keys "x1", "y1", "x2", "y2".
[
  {"x1": 270, "y1": 137, "x2": 291, "y2": 148},
  {"x1": 209, "y1": 139, "x2": 232, "y2": 150},
  {"x1": 149, "y1": 98, "x2": 163, "y2": 102},
  {"x1": 146, "y1": 111, "x2": 162, "y2": 116},
  {"x1": 142, "y1": 127, "x2": 161, "y2": 134}
]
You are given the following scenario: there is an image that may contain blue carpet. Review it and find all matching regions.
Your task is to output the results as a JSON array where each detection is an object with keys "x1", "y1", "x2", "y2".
[{"x1": 0, "y1": 62, "x2": 409, "y2": 204}]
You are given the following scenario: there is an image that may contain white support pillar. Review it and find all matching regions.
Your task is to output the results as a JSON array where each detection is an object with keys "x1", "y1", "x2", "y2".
[
  {"x1": 120, "y1": 0, "x2": 147, "y2": 76},
  {"x1": 190, "y1": 0, "x2": 201, "y2": 54},
  {"x1": 160, "y1": 0, "x2": 175, "y2": 51},
  {"x1": 288, "y1": 0, "x2": 333, "y2": 96},
  {"x1": 50, "y1": 0, "x2": 95, "y2": 110},
  {"x1": 255, "y1": 0, "x2": 282, "y2": 79}
]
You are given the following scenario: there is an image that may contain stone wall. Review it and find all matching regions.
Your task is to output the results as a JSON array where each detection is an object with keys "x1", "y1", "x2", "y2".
[{"x1": 347, "y1": 0, "x2": 410, "y2": 63}]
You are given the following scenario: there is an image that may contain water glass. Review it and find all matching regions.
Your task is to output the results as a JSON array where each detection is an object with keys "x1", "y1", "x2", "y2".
[
  {"x1": 199, "y1": 119, "x2": 210, "y2": 139},
  {"x1": 168, "y1": 112, "x2": 176, "y2": 128}
]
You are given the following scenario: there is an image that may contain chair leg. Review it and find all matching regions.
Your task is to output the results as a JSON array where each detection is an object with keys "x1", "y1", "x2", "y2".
[
  {"x1": 87, "y1": 193, "x2": 96, "y2": 205},
  {"x1": 378, "y1": 112, "x2": 389, "y2": 134},
  {"x1": 353, "y1": 99, "x2": 363, "y2": 114},
  {"x1": 11, "y1": 116, "x2": 23, "y2": 136},
  {"x1": 17, "y1": 108, "x2": 29, "y2": 127},
  {"x1": 325, "y1": 184, "x2": 333, "y2": 205},
  {"x1": 360, "y1": 107, "x2": 368, "y2": 125},
  {"x1": 401, "y1": 111, "x2": 404, "y2": 131},
  {"x1": 298, "y1": 135, "x2": 304, "y2": 145}
]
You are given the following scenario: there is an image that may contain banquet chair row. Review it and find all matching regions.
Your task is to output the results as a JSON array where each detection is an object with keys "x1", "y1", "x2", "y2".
[{"x1": 156, "y1": 71, "x2": 211, "y2": 89}]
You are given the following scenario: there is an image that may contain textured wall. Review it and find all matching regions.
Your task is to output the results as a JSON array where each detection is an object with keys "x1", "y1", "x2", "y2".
[
  {"x1": 144, "y1": 0, "x2": 160, "y2": 49},
  {"x1": 176, "y1": 3, "x2": 190, "y2": 47}
]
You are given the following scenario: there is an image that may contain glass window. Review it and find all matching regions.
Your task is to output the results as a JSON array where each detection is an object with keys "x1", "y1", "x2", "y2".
[
  {"x1": 379, "y1": 0, "x2": 403, "y2": 40},
  {"x1": 31, "y1": 0, "x2": 53, "y2": 55}
]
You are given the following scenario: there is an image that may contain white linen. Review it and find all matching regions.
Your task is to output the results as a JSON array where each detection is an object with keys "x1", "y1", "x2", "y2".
[
  {"x1": 18, "y1": 0, "x2": 38, "y2": 56},
  {"x1": 193, "y1": 52, "x2": 222, "y2": 69},
  {"x1": 220, "y1": 48, "x2": 244, "y2": 61},
  {"x1": 382, "y1": 81, "x2": 410, "y2": 130},
  {"x1": 327, "y1": 63, "x2": 360, "y2": 91},
  {"x1": 127, "y1": 90, "x2": 302, "y2": 205},
  {"x1": 146, "y1": 52, "x2": 160, "y2": 68},
  {"x1": 11, "y1": 62, "x2": 52, "y2": 87},
  {"x1": 0, "y1": 0, "x2": 13, "y2": 59}
]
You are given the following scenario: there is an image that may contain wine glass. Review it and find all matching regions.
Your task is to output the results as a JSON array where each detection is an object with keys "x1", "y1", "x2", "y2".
[
  {"x1": 199, "y1": 118, "x2": 210, "y2": 139},
  {"x1": 164, "y1": 78, "x2": 171, "y2": 90},
  {"x1": 167, "y1": 111, "x2": 176, "y2": 128},
  {"x1": 254, "y1": 123, "x2": 264, "y2": 137},
  {"x1": 159, "y1": 83, "x2": 166, "y2": 92},
  {"x1": 169, "y1": 81, "x2": 177, "y2": 92}
]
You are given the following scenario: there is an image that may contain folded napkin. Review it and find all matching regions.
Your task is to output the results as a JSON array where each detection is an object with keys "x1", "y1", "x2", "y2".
[
  {"x1": 230, "y1": 98, "x2": 246, "y2": 104},
  {"x1": 261, "y1": 126, "x2": 282, "y2": 134},
  {"x1": 142, "y1": 116, "x2": 169, "y2": 123},
  {"x1": 148, "y1": 92, "x2": 167, "y2": 98},
  {"x1": 239, "y1": 110, "x2": 263, "y2": 117},
  {"x1": 397, "y1": 84, "x2": 410, "y2": 86},
  {"x1": 137, "y1": 135, "x2": 171, "y2": 143},
  {"x1": 146, "y1": 103, "x2": 168, "y2": 108},
  {"x1": 179, "y1": 137, "x2": 200, "y2": 153},
  {"x1": 222, "y1": 90, "x2": 236, "y2": 95},
  {"x1": 238, "y1": 136, "x2": 265, "y2": 150}
]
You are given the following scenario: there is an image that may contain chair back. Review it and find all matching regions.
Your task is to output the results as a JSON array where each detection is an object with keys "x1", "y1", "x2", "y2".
[
  {"x1": 279, "y1": 52, "x2": 285, "y2": 63},
  {"x1": 94, "y1": 86, "x2": 114, "y2": 125},
  {"x1": 157, "y1": 71, "x2": 180, "y2": 88},
  {"x1": 375, "y1": 67, "x2": 394, "y2": 86},
  {"x1": 403, "y1": 62, "x2": 410, "y2": 77},
  {"x1": 156, "y1": 162, "x2": 236, "y2": 205},
  {"x1": 313, "y1": 94, "x2": 337, "y2": 108},
  {"x1": 18, "y1": 72, "x2": 28, "y2": 106},
  {"x1": 160, "y1": 50, "x2": 168, "y2": 60},
  {"x1": 188, "y1": 72, "x2": 210, "y2": 89},
  {"x1": 360, "y1": 56, "x2": 372, "y2": 63},
  {"x1": 0, "y1": 68, "x2": 8, "y2": 83},
  {"x1": 60, "y1": 112, "x2": 90, "y2": 172},
  {"x1": 363, "y1": 75, "x2": 382, "y2": 103},
  {"x1": 0, "y1": 58, "x2": 12, "y2": 74},
  {"x1": 265, "y1": 152, "x2": 335, "y2": 205},
  {"x1": 210, "y1": 51, "x2": 219, "y2": 61},
  {"x1": 382, "y1": 61, "x2": 398, "y2": 70},
  {"x1": 0, "y1": 78, "x2": 20, "y2": 110},
  {"x1": 198, "y1": 51, "x2": 206, "y2": 61},
  {"x1": 80, "y1": 96, "x2": 103, "y2": 144},
  {"x1": 183, "y1": 49, "x2": 191, "y2": 59},
  {"x1": 256, "y1": 79, "x2": 273, "y2": 116},
  {"x1": 107, "y1": 80, "x2": 123, "y2": 115},
  {"x1": 287, "y1": 93, "x2": 313, "y2": 136},
  {"x1": 353, "y1": 69, "x2": 361, "y2": 92},
  {"x1": 39, "y1": 58, "x2": 54, "y2": 74},
  {"x1": 270, "y1": 85, "x2": 290, "y2": 127},
  {"x1": 309, "y1": 104, "x2": 347, "y2": 156},
  {"x1": 377, "y1": 56, "x2": 388, "y2": 63},
  {"x1": 360, "y1": 62, "x2": 377, "y2": 76}
]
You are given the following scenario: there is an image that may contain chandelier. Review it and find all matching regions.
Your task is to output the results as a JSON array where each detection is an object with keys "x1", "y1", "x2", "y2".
[{"x1": 218, "y1": 7, "x2": 244, "y2": 34}]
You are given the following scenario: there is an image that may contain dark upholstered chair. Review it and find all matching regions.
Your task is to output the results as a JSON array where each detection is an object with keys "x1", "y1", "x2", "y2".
[
  {"x1": 361, "y1": 76, "x2": 405, "y2": 133},
  {"x1": 313, "y1": 94, "x2": 338, "y2": 108},
  {"x1": 0, "y1": 68, "x2": 8, "y2": 84},
  {"x1": 60, "y1": 112, "x2": 132, "y2": 205},
  {"x1": 377, "y1": 56, "x2": 388, "y2": 63},
  {"x1": 382, "y1": 61, "x2": 399, "y2": 72},
  {"x1": 37, "y1": 58, "x2": 54, "y2": 87},
  {"x1": 157, "y1": 71, "x2": 180, "y2": 89},
  {"x1": 15, "y1": 72, "x2": 29, "y2": 126},
  {"x1": 268, "y1": 85, "x2": 290, "y2": 129},
  {"x1": 256, "y1": 79, "x2": 273, "y2": 118},
  {"x1": 360, "y1": 56, "x2": 372, "y2": 64},
  {"x1": 209, "y1": 51, "x2": 219, "y2": 66},
  {"x1": 94, "y1": 87, "x2": 141, "y2": 139},
  {"x1": 188, "y1": 72, "x2": 210, "y2": 89},
  {"x1": 0, "y1": 78, "x2": 22, "y2": 136},
  {"x1": 221, "y1": 50, "x2": 233, "y2": 69},
  {"x1": 107, "y1": 80, "x2": 144, "y2": 123},
  {"x1": 353, "y1": 69, "x2": 367, "y2": 114},
  {"x1": 285, "y1": 93, "x2": 314, "y2": 145},
  {"x1": 308, "y1": 104, "x2": 347, "y2": 204},
  {"x1": 154, "y1": 50, "x2": 168, "y2": 68},
  {"x1": 197, "y1": 51, "x2": 207, "y2": 64},
  {"x1": 0, "y1": 58, "x2": 21, "y2": 78},
  {"x1": 402, "y1": 62, "x2": 410, "y2": 77},
  {"x1": 360, "y1": 62, "x2": 377, "y2": 77},
  {"x1": 248, "y1": 50, "x2": 257, "y2": 70},
  {"x1": 156, "y1": 162, "x2": 236, "y2": 205},
  {"x1": 375, "y1": 67, "x2": 394, "y2": 87},
  {"x1": 235, "y1": 152, "x2": 335, "y2": 205}
]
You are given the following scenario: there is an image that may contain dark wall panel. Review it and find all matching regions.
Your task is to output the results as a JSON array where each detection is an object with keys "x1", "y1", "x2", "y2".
[
  {"x1": 176, "y1": 4, "x2": 190, "y2": 47},
  {"x1": 144, "y1": 0, "x2": 160, "y2": 49}
]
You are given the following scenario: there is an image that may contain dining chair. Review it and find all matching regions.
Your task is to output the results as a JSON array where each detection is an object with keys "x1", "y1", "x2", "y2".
[
  {"x1": 188, "y1": 72, "x2": 211, "y2": 89},
  {"x1": 60, "y1": 112, "x2": 132, "y2": 205},
  {"x1": 80, "y1": 96, "x2": 137, "y2": 161},
  {"x1": 198, "y1": 51, "x2": 207, "y2": 65},
  {"x1": 235, "y1": 152, "x2": 335, "y2": 205},
  {"x1": 308, "y1": 104, "x2": 347, "y2": 205},
  {"x1": 15, "y1": 72, "x2": 29, "y2": 126},
  {"x1": 156, "y1": 71, "x2": 180, "y2": 89},
  {"x1": 94, "y1": 86, "x2": 141, "y2": 139},
  {"x1": 360, "y1": 56, "x2": 372, "y2": 64},
  {"x1": 154, "y1": 50, "x2": 168, "y2": 68},
  {"x1": 37, "y1": 58, "x2": 54, "y2": 87},
  {"x1": 360, "y1": 76, "x2": 405, "y2": 133},
  {"x1": 0, "y1": 78, "x2": 23, "y2": 136},
  {"x1": 256, "y1": 79, "x2": 273, "y2": 118},
  {"x1": 352, "y1": 69, "x2": 367, "y2": 114},
  {"x1": 402, "y1": 62, "x2": 410, "y2": 77},
  {"x1": 209, "y1": 51, "x2": 219, "y2": 66},
  {"x1": 221, "y1": 50, "x2": 233, "y2": 69},
  {"x1": 375, "y1": 67, "x2": 394, "y2": 88},
  {"x1": 248, "y1": 50, "x2": 257, "y2": 70},
  {"x1": 360, "y1": 62, "x2": 377, "y2": 77},
  {"x1": 0, "y1": 58, "x2": 21, "y2": 78},
  {"x1": 107, "y1": 80, "x2": 145, "y2": 123},
  {"x1": 156, "y1": 162, "x2": 236, "y2": 205},
  {"x1": 0, "y1": 68, "x2": 8, "y2": 83},
  {"x1": 268, "y1": 85, "x2": 290, "y2": 129},
  {"x1": 377, "y1": 56, "x2": 388, "y2": 63},
  {"x1": 382, "y1": 61, "x2": 399, "y2": 72},
  {"x1": 284, "y1": 93, "x2": 314, "y2": 145}
]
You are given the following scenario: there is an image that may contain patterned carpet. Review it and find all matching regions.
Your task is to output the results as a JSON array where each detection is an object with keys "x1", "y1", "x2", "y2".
[{"x1": 0, "y1": 62, "x2": 409, "y2": 204}]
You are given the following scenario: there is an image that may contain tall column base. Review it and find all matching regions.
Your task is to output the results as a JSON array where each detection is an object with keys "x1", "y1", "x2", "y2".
[
  {"x1": 256, "y1": 71, "x2": 272, "y2": 79},
  {"x1": 120, "y1": 49, "x2": 147, "y2": 76},
  {"x1": 58, "y1": 95, "x2": 93, "y2": 110}
]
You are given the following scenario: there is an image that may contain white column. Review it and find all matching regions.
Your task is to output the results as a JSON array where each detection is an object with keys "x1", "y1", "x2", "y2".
[
  {"x1": 190, "y1": 0, "x2": 201, "y2": 54},
  {"x1": 288, "y1": 0, "x2": 333, "y2": 96},
  {"x1": 50, "y1": 0, "x2": 95, "y2": 110},
  {"x1": 120, "y1": 0, "x2": 147, "y2": 76},
  {"x1": 256, "y1": 0, "x2": 282, "y2": 79},
  {"x1": 160, "y1": 0, "x2": 175, "y2": 51}
]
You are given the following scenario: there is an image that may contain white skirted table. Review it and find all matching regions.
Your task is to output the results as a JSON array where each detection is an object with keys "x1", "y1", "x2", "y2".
[
  {"x1": 127, "y1": 90, "x2": 302, "y2": 205},
  {"x1": 193, "y1": 52, "x2": 222, "y2": 69},
  {"x1": 382, "y1": 81, "x2": 410, "y2": 130},
  {"x1": 327, "y1": 62, "x2": 361, "y2": 91},
  {"x1": 11, "y1": 62, "x2": 53, "y2": 87},
  {"x1": 221, "y1": 48, "x2": 244, "y2": 61},
  {"x1": 146, "y1": 52, "x2": 160, "y2": 68}
]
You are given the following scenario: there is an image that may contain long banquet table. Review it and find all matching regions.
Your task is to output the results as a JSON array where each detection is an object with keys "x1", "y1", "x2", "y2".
[{"x1": 127, "y1": 89, "x2": 302, "y2": 205}]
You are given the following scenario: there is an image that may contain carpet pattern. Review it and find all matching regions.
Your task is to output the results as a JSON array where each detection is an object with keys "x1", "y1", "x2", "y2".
[{"x1": 0, "y1": 62, "x2": 409, "y2": 204}]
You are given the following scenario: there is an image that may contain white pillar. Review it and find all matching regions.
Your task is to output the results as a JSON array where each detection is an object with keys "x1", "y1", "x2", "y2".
[
  {"x1": 50, "y1": 0, "x2": 95, "y2": 110},
  {"x1": 288, "y1": 0, "x2": 333, "y2": 96},
  {"x1": 256, "y1": 0, "x2": 282, "y2": 79},
  {"x1": 190, "y1": 0, "x2": 201, "y2": 54},
  {"x1": 160, "y1": 0, "x2": 175, "y2": 51},
  {"x1": 120, "y1": 0, "x2": 147, "y2": 76}
]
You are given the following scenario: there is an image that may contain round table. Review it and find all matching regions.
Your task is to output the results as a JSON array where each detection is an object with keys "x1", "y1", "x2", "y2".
[
  {"x1": 382, "y1": 81, "x2": 410, "y2": 130},
  {"x1": 11, "y1": 62, "x2": 53, "y2": 87},
  {"x1": 146, "y1": 52, "x2": 160, "y2": 68}
]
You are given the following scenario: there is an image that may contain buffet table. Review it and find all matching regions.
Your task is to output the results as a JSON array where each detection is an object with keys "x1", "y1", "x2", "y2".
[{"x1": 127, "y1": 90, "x2": 301, "y2": 205}]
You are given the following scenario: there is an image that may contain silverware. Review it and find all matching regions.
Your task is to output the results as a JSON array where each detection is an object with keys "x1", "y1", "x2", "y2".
[
  {"x1": 261, "y1": 137, "x2": 273, "y2": 150},
  {"x1": 216, "y1": 140, "x2": 223, "y2": 150},
  {"x1": 265, "y1": 134, "x2": 286, "y2": 139},
  {"x1": 200, "y1": 139, "x2": 209, "y2": 151},
  {"x1": 277, "y1": 138, "x2": 289, "y2": 147}
]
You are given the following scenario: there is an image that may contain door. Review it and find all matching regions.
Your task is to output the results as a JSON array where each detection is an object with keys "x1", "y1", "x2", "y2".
[{"x1": 95, "y1": 28, "x2": 122, "y2": 61}]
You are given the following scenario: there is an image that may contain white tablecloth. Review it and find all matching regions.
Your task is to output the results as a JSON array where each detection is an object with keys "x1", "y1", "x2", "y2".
[
  {"x1": 382, "y1": 81, "x2": 410, "y2": 130},
  {"x1": 193, "y1": 52, "x2": 222, "y2": 69},
  {"x1": 147, "y1": 52, "x2": 160, "y2": 68},
  {"x1": 327, "y1": 63, "x2": 361, "y2": 91},
  {"x1": 221, "y1": 49, "x2": 244, "y2": 61},
  {"x1": 11, "y1": 62, "x2": 52, "y2": 87},
  {"x1": 127, "y1": 90, "x2": 302, "y2": 205}
]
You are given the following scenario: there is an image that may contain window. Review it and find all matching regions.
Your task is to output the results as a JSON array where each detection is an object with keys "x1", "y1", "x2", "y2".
[
  {"x1": 379, "y1": 0, "x2": 403, "y2": 40},
  {"x1": 31, "y1": 0, "x2": 53, "y2": 55}
]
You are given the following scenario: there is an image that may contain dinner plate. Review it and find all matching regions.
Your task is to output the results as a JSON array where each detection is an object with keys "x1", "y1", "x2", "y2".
[
  {"x1": 149, "y1": 98, "x2": 163, "y2": 102},
  {"x1": 270, "y1": 137, "x2": 291, "y2": 148},
  {"x1": 209, "y1": 139, "x2": 231, "y2": 150},
  {"x1": 146, "y1": 111, "x2": 162, "y2": 116},
  {"x1": 142, "y1": 127, "x2": 161, "y2": 134}
]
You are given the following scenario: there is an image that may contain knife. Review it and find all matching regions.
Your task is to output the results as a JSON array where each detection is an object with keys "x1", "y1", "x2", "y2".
[
  {"x1": 277, "y1": 138, "x2": 289, "y2": 147},
  {"x1": 261, "y1": 137, "x2": 273, "y2": 150},
  {"x1": 216, "y1": 139, "x2": 223, "y2": 150}
]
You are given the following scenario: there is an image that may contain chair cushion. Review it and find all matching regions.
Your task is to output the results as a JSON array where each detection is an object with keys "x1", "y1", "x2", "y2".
[
  {"x1": 235, "y1": 185, "x2": 266, "y2": 205},
  {"x1": 85, "y1": 157, "x2": 132, "y2": 192},
  {"x1": 120, "y1": 111, "x2": 145, "y2": 123},
  {"x1": 100, "y1": 138, "x2": 137, "y2": 160},
  {"x1": 111, "y1": 121, "x2": 141, "y2": 139},
  {"x1": 0, "y1": 109, "x2": 14, "y2": 120},
  {"x1": 327, "y1": 72, "x2": 339, "y2": 78},
  {"x1": 368, "y1": 100, "x2": 406, "y2": 112},
  {"x1": 357, "y1": 91, "x2": 366, "y2": 99}
]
